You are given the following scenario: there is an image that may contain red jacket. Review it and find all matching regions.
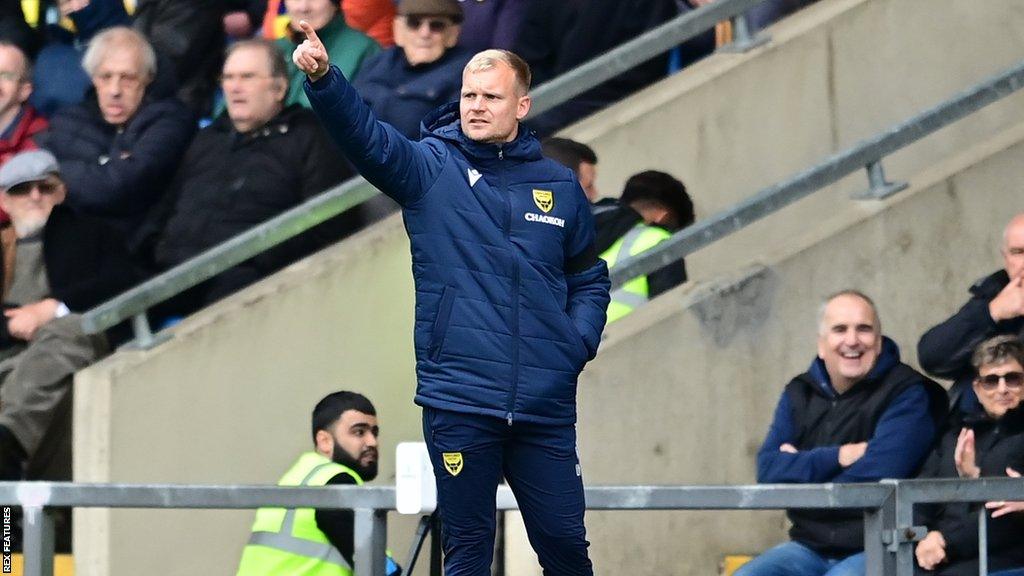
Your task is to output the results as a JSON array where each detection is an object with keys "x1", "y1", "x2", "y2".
[{"x1": 0, "y1": 106, "x2": 48, "y2": 165}]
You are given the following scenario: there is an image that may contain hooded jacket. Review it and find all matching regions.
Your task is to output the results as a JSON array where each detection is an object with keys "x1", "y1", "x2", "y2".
[
  {"x1": 756, "y1": 338, "x2": 948, "y2": 556},
  {"x1": 305, "y1": 66, "x2": 610, "y2": 425}
]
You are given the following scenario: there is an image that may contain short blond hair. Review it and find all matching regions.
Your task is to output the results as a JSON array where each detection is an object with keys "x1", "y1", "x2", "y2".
[{"x1": 464, "y1": 49, "x2": 531, "y2": 96}]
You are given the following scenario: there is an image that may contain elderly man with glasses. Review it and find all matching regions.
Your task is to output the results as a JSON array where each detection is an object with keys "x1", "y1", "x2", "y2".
[
  {"x1": 351, "y1": 0, "x2": 473, "y2": 139},
  {"x1": 0, "y1": 149, "x2": 144, "y2": 488},
  {"x1": 36, "y1": 26, "x2": 194, "y2": 244}
]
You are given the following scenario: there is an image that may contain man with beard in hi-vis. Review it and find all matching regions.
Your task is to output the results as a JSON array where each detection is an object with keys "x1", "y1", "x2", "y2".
[{"x1": 236, "y1": 391, "x2": 401, "y2": 576}]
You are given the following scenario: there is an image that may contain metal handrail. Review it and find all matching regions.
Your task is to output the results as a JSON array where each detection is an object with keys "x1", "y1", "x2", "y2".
[
  {"x1": 5, "y1": 479, "x2": 1022, "y2": 576},
  {"x1": 609, "y1": 58, "x2": 1024, "y2": 289},
  {"x1": 79, "y1": 0, "x2": 773, "y2": 340}
]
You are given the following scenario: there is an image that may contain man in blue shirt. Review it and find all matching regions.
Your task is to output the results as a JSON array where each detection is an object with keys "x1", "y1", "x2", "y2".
[{"x1": 738, "y1": 290, "x2": 947, "y2": 576}]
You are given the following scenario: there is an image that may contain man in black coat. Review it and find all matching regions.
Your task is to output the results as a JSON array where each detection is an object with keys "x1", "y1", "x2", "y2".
[
  {"x1": 140, "y1": 39, "x2": 355, "y2": 318},
  {"x1": 0, "y1": 149, "x2": 145, "y2": 483},
  {"x1": 918, "y1": 213, "x2": 1024, "y2": 413},
  {"x1": 36, "y1": 26, "x2": 194, "y2": 245}
]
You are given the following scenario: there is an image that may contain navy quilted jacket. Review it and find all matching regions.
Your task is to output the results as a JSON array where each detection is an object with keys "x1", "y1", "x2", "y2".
[{"x1": 306, "y1": 66, "x2": 610, "y2": 424}]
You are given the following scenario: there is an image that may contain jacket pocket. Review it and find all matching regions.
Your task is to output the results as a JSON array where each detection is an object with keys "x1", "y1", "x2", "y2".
[
  {"x1": 429, "y1": 286, "x2": 456, "y2": 362},
  {"x1": 564, "y1": 313, "x2": 589, "y2": 367}
]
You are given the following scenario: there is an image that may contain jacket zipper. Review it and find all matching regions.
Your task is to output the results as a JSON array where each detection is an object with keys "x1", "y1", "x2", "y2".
[{"x1": 500, "y1": 145, "x2": 518, "y2": 426}]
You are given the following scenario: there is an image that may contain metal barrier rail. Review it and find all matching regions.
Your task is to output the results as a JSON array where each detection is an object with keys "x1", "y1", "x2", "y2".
[
  {"x1": 2, "y1": 479, "x2": 1021, "y2": 576},
  {"x1": 78, "y1": 0, "x2": 775, "y2": 346},
  {"x1": 608, "y1": 57, "x2": 1024, "y2": 289}
]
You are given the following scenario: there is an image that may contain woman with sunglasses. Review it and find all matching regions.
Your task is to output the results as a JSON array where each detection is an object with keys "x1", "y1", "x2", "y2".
[{"x1": 914, "y1": 335, "x2": 1024, "y2": 575}]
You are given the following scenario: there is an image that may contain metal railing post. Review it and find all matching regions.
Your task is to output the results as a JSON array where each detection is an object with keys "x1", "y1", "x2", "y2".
[
  {"x1": 863, "y1": 485, "x2": 896, "y2": 575},
  {"x1": 21, "y1": 506, "x2": 54, "y2": 576},
  {"x1": 978, "y1": 508, "x2": 988, "y2": 576},
  {"x1": 852, "y1": 160, "x2": 908, "y2": 200},
  {"x1": 129, "y1": 312, "x2": 164, "y2": 350},
  {"x1": 893, "y1": 482, "x2": 916, "y2": 576},
  {"x1": 354, "y1": 507, "x2": 388, "y2": 576},
  {"x1": 720, "y1": 12, "x2": 770, "y2": 53}
]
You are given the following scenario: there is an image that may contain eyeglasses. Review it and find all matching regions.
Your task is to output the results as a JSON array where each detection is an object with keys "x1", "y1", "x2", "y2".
[
  {"x1": 977, "y1": 371, "x2": 1024, "y2": 390},
  {"x1": 404, "y1": 16, "x2": 451, "y2": 33},
  {"x1": 6, "y1": 179, "x2": 61, "y2": 197}
]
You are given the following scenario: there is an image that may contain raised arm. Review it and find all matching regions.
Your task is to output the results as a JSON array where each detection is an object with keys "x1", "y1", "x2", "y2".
[{"x1": 294, "y1": 21, "x2": 444, "y2": 207}]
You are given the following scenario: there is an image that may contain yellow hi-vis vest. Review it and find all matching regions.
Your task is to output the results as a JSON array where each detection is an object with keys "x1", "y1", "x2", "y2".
[
  {"x1": 236, "y1": 452, "x2": 361, "y2": 576},
  {"x1": 599, "y1": 223, "x2": 672, "y2": 323}
]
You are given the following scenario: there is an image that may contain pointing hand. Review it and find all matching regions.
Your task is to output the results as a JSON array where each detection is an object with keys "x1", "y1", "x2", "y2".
[{"x1": 292, "y1": 20, "x2": 329, "y2": 81}]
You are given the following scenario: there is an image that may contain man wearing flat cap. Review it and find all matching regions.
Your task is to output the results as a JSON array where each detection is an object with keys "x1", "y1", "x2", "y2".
[
  {"x1": 351, "y1": 0, "x2": 474, "y2": 139},
  {"x1": 0, "y1": 149, "x2": 143, "y2": 482}
]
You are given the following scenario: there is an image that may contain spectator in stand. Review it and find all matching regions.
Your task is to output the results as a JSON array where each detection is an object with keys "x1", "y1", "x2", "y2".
[
  {"x1": 919, "y1": 213, "x2": 1024, "y2": 415},
  {"x1": 36, "y1": 26, "x2": 194, "y2": 244},
  {"x1": 914, "y1": 335, "x2": 1024, "y2": 576},
  {"x1": 593, "y1": 171, "x2": 694, "y2": 322},
  {"x1": 235, "y1": 390, "x2": 401, "y2": 575},
  {"x1": 352, "y1": 0, "x2": 473, "y2": 139},
  {"x1": 541, "y1": 137, "x2": 600, "y2": 202},
  {"x1": 275, "y1": 0, "x2": 380, "y2": 110},
  {"x1": 224, "y1": 0, "x2": 271, "y2": 40},
  {"x1": 29, "y1": 0, "x2": 134, "y2": 117},
  {"x1": 456, "y1": 0, "x2": 527, "y2": 53},
  {"x1": 521, "y1": 0, "x2": 680, "y2": 136},
  {"x1": 139, "y1": 40, "x2": 355, "y2": 316},
  {"x1": 513, "y1": 0, "x2": 580, "y2": 87},
  {"x1": 738, "y1": 291, "x2": 947, "y2": 576},
  {"x1": 0, "y1": 150, "x2": 145, "y2": 484},
  {"x1": 133, "y1": 0, "x2": 229, "y2": 117},
  {"x1": 342, "y1": 0, "x2": 397, "y2": 48},
  {"x1": 0, "y1": 42, "x2": 47, "y2": 166}
]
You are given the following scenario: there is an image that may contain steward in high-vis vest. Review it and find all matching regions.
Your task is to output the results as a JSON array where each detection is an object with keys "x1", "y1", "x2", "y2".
[
  {"x1": 592, "y1": 170, "x2": 694, "y2": 322},
  {"x1": 236, "y1": 391, "x2": 400, "y2": 576},
  {"x1": 599, "y1": 224, "x2": 672, "y2": 322}
]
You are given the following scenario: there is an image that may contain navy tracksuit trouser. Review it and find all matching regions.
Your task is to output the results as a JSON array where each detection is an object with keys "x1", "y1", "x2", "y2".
[{"x1": 422, "y1": 407, "x2": 594, "y2": 576}]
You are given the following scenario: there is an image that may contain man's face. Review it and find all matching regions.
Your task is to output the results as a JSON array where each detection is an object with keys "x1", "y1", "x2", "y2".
[
  {"x1": 321, "y1": 410, "x2": 380, "y2": 481},
  {"x1": 0, "y1": 176, "x2": 66, "y2": 237},
  {"x1": 0, "y1": 46, "x2": 31, "y2": 120},
  {"x1": 285, "y1": 0, "x2": 337, "y2": 31},
  {"x1": 92, "y1": 47, "x2": 150, "y2": 126},
  {"x1": 460, "y1": 63, "x2": 530, "y2": 145},
  {"x1": 222, "y1": 47, "x2": 287, "y2": 133},
  {"x1": 817, "y1": 294, "x2": 882, "y2": 392},
  {"x1": 578, "y1": 161, "x2": 598, "y2": 202},
  {"x1": 1002, "y1": 215, "x2": 1024, "y2": 280},
  {"x1": 974, "y1": 359, "x2": 1024, "y2": 419},
  {"x1": 394, "y1": 15, "x2": 460, "y2": 66}
]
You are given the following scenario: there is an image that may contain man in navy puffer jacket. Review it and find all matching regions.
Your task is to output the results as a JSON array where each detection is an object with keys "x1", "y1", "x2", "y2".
[{"x1": 295, "y1": 22, "x2": 609, "y2": 576}]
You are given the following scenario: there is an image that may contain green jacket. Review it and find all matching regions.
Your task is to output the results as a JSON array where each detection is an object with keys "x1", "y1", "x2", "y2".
[
  {"x1": 236, "y1": 452, "x2": 362, "y2": 576},
  {"x1": 276, "y1": 15, "x2": 380, "y2": 109}
]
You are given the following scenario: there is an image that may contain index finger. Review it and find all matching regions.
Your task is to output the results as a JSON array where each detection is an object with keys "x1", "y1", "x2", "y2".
[{"x1": 298, "y1": 20, "x2": 322, "y2": 46}]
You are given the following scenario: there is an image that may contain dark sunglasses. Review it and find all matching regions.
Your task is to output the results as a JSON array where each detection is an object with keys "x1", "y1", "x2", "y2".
[
  {"x1": 405, "y1": 16, "x2": 450, "y2": 33},
  {"x1": 7, "y1": 179, "x2": 60, "y2": 197},
  {"x1": 977, "y1": 371, "x2": 1024, "y2": 390}
]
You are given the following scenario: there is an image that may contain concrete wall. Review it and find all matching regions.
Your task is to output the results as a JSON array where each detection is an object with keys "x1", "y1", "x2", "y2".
[
  {"x1": 69, "y1": 0, "x2": 1024, "y2": 572},
  {"x1": 73, "y1": 219, "x2": 423, "y2": 575},
  {"x1": 563, "y1": 0, "x2": 1024, "y2": 278},
  {"x1": 556, "y1": 121, "x2": 1024, "y2": 575}
]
